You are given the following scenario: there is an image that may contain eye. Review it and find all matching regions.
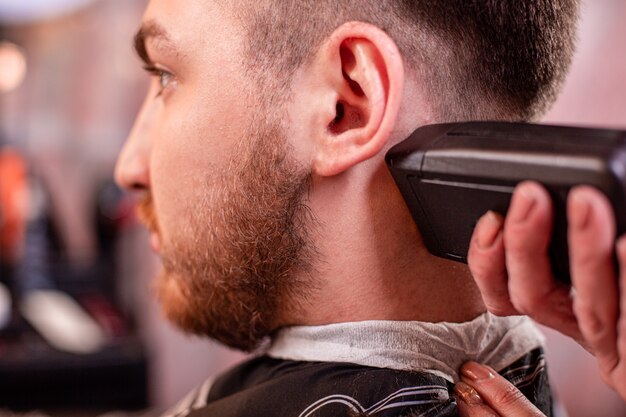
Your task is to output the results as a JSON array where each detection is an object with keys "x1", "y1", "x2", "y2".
[
  {"x1": 157, "y1": 69, "x2": 173, "y2": 91},
  {"x1": 143, "y1": 65, "x2": 175, "y2": 97}
]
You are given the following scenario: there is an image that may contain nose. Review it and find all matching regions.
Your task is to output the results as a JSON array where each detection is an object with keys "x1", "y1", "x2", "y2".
[{"x1": 115, "y1": 99, "x2": 153, "y2": 191}]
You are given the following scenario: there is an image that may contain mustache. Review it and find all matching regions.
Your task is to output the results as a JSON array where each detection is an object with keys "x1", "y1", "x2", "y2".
[{"x1": 136, "y1": 193, "x2": 160, "y2": 234}]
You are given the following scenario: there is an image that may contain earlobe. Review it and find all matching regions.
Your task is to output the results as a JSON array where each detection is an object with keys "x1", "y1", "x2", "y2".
[{"x1": 312, "y1": 22, "x2": 404, "y2": 177}]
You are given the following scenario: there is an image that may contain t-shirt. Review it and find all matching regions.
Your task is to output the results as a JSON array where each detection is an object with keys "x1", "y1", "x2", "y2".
[{"x1": 161, "y1": 313, "x2": 551, "y2": 417}]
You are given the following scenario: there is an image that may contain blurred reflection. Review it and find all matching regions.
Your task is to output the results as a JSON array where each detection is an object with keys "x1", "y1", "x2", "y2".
[
  {"x1": 0, "y1": 0, "x2": 150, "y2": 414},
  {"x1": 0, "y1": 42, "x2": 26, "y2": 93},
  {"x1": 0, "y1": 0, "x2": 98, "y2": 24}
]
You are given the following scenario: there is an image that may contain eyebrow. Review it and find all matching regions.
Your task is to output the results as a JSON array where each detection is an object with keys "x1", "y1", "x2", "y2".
[{"x1": 133, "y1": 20, "x2": 176, "y2": 65}]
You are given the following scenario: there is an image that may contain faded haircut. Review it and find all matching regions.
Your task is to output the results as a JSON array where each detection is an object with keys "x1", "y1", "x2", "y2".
[{"x1": 232, "y1": 0, "x2": 579, "y2": 122}]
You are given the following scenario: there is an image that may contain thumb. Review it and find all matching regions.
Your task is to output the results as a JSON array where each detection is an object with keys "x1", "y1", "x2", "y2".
[
  {"x1": 455, "y1": 381, "x2": 501, "y2": 417},
  {"x1": 457, "y1": 362, "x2": 545, "y2": 417}
]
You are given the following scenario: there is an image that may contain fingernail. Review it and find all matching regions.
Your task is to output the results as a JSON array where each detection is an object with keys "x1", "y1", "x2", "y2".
[
  {"x1": 476, "y1": 211, "x2": 503, "y2": 249},
  {"x1": 509, "y1": 184, "x2": 537, "y2": 223},
  {"x1": 461, "y1": 362, "x2": 496, "y2": 382},
  {"x1": 454, "y1": 381, "x2": 484, "y2": 406},
  {"x1": 570, "y1": 190, "x2": 592, "y2": 230}
]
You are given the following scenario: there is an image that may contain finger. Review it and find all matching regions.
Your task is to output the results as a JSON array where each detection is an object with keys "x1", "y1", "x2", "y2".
[
  {"x1": 504, "y1": 182, "x2": 553, "y2": 303},
  {"x1": 504, "y1": 182, "x2": 580, "y2": 340},
  {"x1": 455, "y1": 381, "x2": 499, "y2": 417},
  {"x1": 460, "y1": 362, "x2": 545, "y2": 417},
  {"x1": 468, "y1": 211, "x2": 518, "y2": 316},
  {"x1": 568, "y1": 187, "x2": 619, "y2": 367},
  {"x1": 608, "y1": 236, "x2": 626, "y2": 399}
]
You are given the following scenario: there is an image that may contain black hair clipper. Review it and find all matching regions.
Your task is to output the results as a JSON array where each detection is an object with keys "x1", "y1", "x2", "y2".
[{"x1": 385, "y1": 122, "x2": 626, "y2": 283}]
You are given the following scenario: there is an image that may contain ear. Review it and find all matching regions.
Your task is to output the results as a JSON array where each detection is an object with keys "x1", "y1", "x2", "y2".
[{"x1": 308, "y1": 22, "x2": 404, "y2": 177}]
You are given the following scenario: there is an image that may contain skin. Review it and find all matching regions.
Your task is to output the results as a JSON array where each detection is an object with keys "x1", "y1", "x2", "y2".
[
  {"x1": 465, "y1": 183, "x2": 626, "y2": 411},
  {"x1": 455, "y1": 362, "x2": 544, "y2": 417},
  {"x1": 116, "y1": 0, "x2": 626, "y2": 411},
  {"x1": 115, "y1": 0, "x2": 487, "y2": 349},
  {"x1": 119, "y1": 0, "x2": 317, "y2": 350}
]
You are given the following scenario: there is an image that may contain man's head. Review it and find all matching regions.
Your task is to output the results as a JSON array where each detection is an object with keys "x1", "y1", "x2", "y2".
[
  {"x1": 115, "y1": 0, "x2": 579, "y2": 351},
  {"x1": 235, "y1": 0, "x2": 579, "y2": 122}
]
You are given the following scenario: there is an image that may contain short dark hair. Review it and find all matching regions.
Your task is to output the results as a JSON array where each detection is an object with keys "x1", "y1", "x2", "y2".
[{"x1": 233, "y1": 0, "x2": 579, "y2": 122}]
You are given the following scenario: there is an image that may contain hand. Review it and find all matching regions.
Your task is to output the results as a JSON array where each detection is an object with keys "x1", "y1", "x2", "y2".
[
  {"x1": 467, "y1": 181, "x2": 626, "y2": 400},
  {"x1": 455, "y1": 362, "x2": 544, "y2": 417}
]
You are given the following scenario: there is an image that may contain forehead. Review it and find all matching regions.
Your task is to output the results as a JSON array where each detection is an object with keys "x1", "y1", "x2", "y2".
[{"x1": 140, "y1": 0, "x2": 244, "y2": 57}]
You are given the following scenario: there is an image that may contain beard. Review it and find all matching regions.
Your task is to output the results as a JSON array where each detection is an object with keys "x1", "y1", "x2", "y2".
[{"x1": 137, "y1": 121, "x2": 317, "y2": 352}]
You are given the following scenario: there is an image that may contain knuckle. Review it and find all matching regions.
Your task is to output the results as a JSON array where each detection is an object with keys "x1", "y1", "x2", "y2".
[
  {"x1": 468, "y1": 261, "x2": 507, "y2": 290},
  {"x1": 482, "y1": 289, "x2": 516, "y2": 316},
  {"x1": 504, "y1": 226, "x2": 551, "y2": 260},
  {"x1": 573, "y1": 301, "x2": 605, "y2": 334},
  {"x1": 599, "y1": 370, "x2": 614, "y2": 388},
  {"x1": 468, "y1": 247, "x2": 504, "y2": 280},
  {"x1": 505, "y1": 219, "x2": 547, "y2": 248},
  {"x1": 468, "y1": 257, "x2": 492, "y2": 281},
  {"x1": 610, "y1": 358, "x2": 622, "y2": 374},
  {"x1": 488, "y1": 284, "x2": 512, "y2": 302},
  {"x1": 509, "y1": 293, "x2": 543, "y2": 316},
  {"x1": 571, "y1": 246, "x2": 609, "y2": 272},
  {"x1": 503, "y1": 228, "x2": 530, "y2": 254},
  {"x1": 599, "y1": 357, "x2": 620, "y2": 383},
  {"x1": 503, "y1": 246, "x2": 539, "y2": 273},
  {"x1": 492, "y1": 383, "x2": 527, "y2": 408},
  {"x1": 484, "y1": 302, "x2": 516, "y2": 317}
]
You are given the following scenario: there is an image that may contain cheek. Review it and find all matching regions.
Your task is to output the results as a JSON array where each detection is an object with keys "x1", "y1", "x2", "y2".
[
  {"x1": 151, "y1": 132, "x2": 210, "y2": 239},
  {"x1": 149, "y1": 90, "x2": 249, "y2": 238}
]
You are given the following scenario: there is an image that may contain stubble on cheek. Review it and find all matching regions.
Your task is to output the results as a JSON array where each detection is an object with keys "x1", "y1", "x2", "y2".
[{"x1": 135, "y1": 123, "x2": 320, "y2": 351}]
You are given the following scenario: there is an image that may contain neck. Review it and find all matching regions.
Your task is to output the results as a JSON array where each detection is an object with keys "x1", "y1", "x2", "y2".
[{"x1": 293, "y1": 160, "x2": 486, "y2": 326}]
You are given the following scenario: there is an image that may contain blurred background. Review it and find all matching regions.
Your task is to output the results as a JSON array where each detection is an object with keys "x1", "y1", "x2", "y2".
[
  {"x1": 0, "y1": 1, "x2": 244, "y2": 416},
  {"x1": 0, "y1": 0, "x2": 624, "y2": 416}
]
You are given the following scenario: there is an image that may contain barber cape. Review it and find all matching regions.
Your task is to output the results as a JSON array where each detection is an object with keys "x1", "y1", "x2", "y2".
[{"x1": 162, "y1": 313, "x2": 552, "y2": 417}]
